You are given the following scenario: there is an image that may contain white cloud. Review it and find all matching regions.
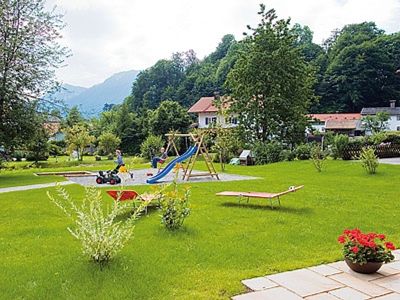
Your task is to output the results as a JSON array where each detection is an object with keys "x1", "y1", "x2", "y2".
[{"x1": 48, "y1": 0, "x2": 400, "y2": 87}]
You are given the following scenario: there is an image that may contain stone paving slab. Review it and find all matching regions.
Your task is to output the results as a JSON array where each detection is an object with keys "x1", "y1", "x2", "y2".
[
  {"x1": 232, "y1": 287, "x2": 303, "y2": 300},
  {"x1": 0, "y1": 181, "x2": 74, "y2": 194},
  {"x1": 377, "y1": 265, "x2": 400, "y2": 277},
  {"x1": 373, "y1": 274, "x2": 400, "y2": 293},
  {"x1": 233, "y1": 250, "x2": 400, "y2": 299},
  {"x1": 241, "y1": 277, "x2": 278, "y2": 291},
  {"x1": 328, "y1": 287, "x2": 371, "y2": 300},
  {"x1": 267, "y1": 269, "x2": 343, "y2": 297},
  {"x1": 328, "y1": 273, "x2": 391, "y2": 298},
  {"x1": 374, "y1": 293, "x2": 400, "y2": 300},
  {"x1": 387, "y1": 261, "x2": 400, "y2": 270},
  {"x1": 308, "y1": 264, "x2": 342, "y2": 276},
  {"x1": 305, "y1": 293, "x2": 340, "y2": 300}
]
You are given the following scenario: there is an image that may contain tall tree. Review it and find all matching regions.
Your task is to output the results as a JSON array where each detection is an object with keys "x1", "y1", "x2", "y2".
[
  {"x1": 65, "y1": 106, "x2": 84, "y2": 128},
  {"x1": 148, "y1": 100, "x2": 191, "y2": 136},
  {"x1": 98, "y1": 132, "x2": 121, "y2": 156},
  {"x1": 226, "y1": 5, "x2": 317, "y2": 145},
  {"x1": 64, "y1": 124, "x2": 95, "y2": 161},
  {"x1": 0, "y1": 0, "x2": 68, "y2": 150},
  {"x1": 317, "y1": 27, "x2": 400, "y2": 112}
]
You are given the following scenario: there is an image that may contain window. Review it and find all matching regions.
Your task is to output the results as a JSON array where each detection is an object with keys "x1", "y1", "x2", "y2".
[
  {"x1": 397, "y1": 126, "x2": 400, "y2": 131},
  {"x1": 205, "y1": 117, "x2": 209, "y2": 125},
  {"x1": 230, "y1": 117, "x2": 238, "y2": 125},
  {"x1": 397, "y1": 115, "x2": 400, "y2": 121},
  {"x1": 211, "y1": 117, "x2": 217, "y2": 124}
]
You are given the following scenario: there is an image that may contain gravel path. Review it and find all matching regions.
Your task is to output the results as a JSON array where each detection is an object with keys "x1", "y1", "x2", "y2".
[
  {"x1": 379, "y1": 157, "x2": 400, "y2": 165},
  {"x1": 0, "y1": 181, "x2": 75, "y2": 194},
  {"x1": 67, "y1": 168, "x2": 259, "y2": 187}
]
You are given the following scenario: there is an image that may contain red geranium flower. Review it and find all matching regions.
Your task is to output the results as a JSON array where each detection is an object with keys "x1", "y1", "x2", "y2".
[
  {"x1": 338, "y1": 235, "x2": 346, "y2": 244},
  {"x1": 352, "y1": 246, "x2": 359, "y2": 253},
  {"x1": 385, "y1": 242, "x2": 396, "y2": 250},
  {"x1": 377, "y1": 234, "x2": 386, "y2": 240}
]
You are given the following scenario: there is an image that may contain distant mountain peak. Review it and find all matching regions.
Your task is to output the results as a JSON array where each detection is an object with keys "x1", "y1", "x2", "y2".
[{"x1": 50, "y1": 70, "x2": 140, "y2": 116}]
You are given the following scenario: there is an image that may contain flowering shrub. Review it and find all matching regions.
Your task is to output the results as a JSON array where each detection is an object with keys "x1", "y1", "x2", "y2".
[
  {"x1": 338, "y1": 228, "x2": 395, "y2": 265},
  {"x1": 158, "y1": 182, "x2": 191, "y2": 230},
  {"x1": 48, "y1": 185, "x2": 147, "y2": 266},
  {"x1": 359, "y1": 147, "x2": 379, "y2": 174}
]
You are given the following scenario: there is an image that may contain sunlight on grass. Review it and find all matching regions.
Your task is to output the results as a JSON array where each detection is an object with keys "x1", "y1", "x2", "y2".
[{"x1": 0, "y1": 160, "x2": 399, "y2": 299}]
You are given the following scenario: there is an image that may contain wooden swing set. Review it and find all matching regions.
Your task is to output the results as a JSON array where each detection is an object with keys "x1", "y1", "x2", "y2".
[{"x1": 164, "y1": 131, "x2": 220, "y2": 181}]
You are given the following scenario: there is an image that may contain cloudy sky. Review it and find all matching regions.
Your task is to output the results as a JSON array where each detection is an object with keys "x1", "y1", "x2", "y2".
[{"x1": 48, "y1": 0, "x2": 400, "y2": 87}]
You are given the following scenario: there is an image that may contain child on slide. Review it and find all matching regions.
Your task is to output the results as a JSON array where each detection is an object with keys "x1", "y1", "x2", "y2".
[{"x1": 152, "y1": 147, "x2": 168, "y2": 168}]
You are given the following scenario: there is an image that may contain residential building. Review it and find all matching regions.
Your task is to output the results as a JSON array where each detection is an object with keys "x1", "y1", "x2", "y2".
[
  {"x1": 188, "y1": 96, "x2": 238, "y2": 129},
  {"x1": 361, "y1": 100, "x2": 400, "y2": 132},
  {"x1": 44, "y1": 116, "x2": 65, "y2": 141},
  {"x1": 308, "y1": 113, "x2": 362, "y2": 136}
]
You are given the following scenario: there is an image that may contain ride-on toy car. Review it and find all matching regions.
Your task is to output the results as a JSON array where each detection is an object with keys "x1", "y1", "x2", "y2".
[{"x1": 96, "y1": 170, "x2": 121, "y2": 185}]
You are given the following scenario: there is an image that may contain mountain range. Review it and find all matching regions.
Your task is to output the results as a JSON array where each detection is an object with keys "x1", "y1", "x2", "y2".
[{"x1": 50, "y1": 70, "x2": 140, "y2": 116}]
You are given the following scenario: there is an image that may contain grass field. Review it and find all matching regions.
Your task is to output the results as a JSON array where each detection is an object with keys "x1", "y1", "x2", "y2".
[
  {"x1": 0, "y1": 160, "x2": 399, "y2": 299},
  {"x1": 0, "y1": 156, "x2": 149, "y2": 188}
]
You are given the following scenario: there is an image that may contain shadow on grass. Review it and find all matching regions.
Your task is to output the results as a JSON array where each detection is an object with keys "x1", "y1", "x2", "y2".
[
  {"x1": 115, "y1": 205, "x2": 160, "y2": 222},
  {"x1": 220, "y1": 202, "x2": 313, "y2": 214},
  {"x1": 154, "y1": 223, "x2": 199, "y2": 238}
]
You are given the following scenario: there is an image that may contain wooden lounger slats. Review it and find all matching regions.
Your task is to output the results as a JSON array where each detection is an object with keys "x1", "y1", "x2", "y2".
[{"x1": 215, "y1": 185, "x2": 304, "y2": 208}]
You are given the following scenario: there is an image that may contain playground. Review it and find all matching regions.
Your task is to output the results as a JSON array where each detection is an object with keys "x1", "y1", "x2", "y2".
[{"x1": 66, "y1": 168, "x2": 258, "y2": 186}]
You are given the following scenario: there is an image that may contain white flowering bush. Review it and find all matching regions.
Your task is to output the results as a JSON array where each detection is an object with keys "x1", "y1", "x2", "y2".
[{"x1": 47, "y1": 185, "x2": 147, "y2": 266}]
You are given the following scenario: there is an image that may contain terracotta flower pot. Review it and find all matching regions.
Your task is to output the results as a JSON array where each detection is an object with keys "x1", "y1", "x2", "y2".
[{"x1": 345, "y1": 258, "x2": 383, "y2": 274}]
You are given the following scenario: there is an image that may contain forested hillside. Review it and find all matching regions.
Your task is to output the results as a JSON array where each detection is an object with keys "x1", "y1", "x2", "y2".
[{"x1": 125, "y1": 22, "x2": 400, "y2": 114}]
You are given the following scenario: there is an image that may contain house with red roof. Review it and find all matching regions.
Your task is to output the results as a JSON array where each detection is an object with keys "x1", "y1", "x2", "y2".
[
  {"x1": 188, "y1": 96, "x2": 238, "y2": 128},
  {"x1": 307, "y1": 113, "x2": 363, "y2": 136}
]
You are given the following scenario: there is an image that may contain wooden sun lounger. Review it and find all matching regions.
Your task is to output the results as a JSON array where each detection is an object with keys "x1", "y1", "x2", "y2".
[{"x1": 216, "y1": 185, "x2": 304, "y2": 208}]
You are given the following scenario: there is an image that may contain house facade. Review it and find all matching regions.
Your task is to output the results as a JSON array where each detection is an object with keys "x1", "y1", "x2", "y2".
[
  {"x1": 361, "y1": 100, "x2": 400, "y2": 132},
  {"x1": 189, "y1": 96, "x2": 400, "y2": 135},
  {"x1": 44, "y1": 116, "x2": 64, "y2": 142},
  {"x1": 188, "y1": 97, "x2": 238, "y2": 129},
  {"x1": 307, "y1": 113, "x2": 362, "y2": 136}
]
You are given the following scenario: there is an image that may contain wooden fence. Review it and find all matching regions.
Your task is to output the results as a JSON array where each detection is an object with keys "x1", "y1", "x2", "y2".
[{"x1": 342, "y1": 144, "x2": 400, "y2": 160}]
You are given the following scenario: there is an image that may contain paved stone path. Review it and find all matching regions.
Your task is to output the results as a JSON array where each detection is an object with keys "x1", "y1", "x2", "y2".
[
  {"x1": 0, "y1": 181, "x2": 74, "y2": 194},
  {"x1": 233, "y1": 250, "x2": 400, "y2": 299},
  {"x1": 379, "y1": 158, "x2": 400, "y2": 165}
]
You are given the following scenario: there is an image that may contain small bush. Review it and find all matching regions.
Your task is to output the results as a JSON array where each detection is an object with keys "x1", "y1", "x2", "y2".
[
  {"x1": 368, "y1": 132, "x2": 388, "y2": 145},
  {"x1": 383, "y1": 131, "x2": 400, "y2": 144},
  {"x1": 49, "y1": 143, "x2": 62, "y2": 156},
  {"x1": 26, "y1": 151, "x2": 49, "y2": 162},
  {"x1": 140, "y1": 135, "x2": 164, "y2": 160},
  {"x1": 158, "y1": 182, "x2": 191, "y2": 230},
  {"x1": 359, "y1": 147, "x2": 379, "y2": 174},
  {"x1": 310, "y1": 144, "x2": 327, "y2": 172},
  {"x1": 253, "y1": 141, "x2": 284, "y2": 165},
  {"x1": 48, "y1": 185, "x2": 147, "y2": 266},
  {"x1": 12, "y1": 150, "x2": 26, "y2": 161},
  {"x1": 294, "y1": 143, "x2": 313, "y2": 160},
  {"x1": 332, "y1": 134, "x2": 349, "y2": 159},
  {"x1": 281, "y1": 149, "x2": 296, "y2": 161}
]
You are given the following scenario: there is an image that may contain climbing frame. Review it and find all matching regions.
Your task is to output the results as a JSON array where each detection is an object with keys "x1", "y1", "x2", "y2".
[{"x1": 165, "y1": 131, "x2": 219, "y2": 182}]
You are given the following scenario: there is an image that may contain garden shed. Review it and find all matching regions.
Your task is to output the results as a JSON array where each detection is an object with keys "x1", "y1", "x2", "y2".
[{"x1": 239, "y1": 150, "x2": 254, "y2": 166}]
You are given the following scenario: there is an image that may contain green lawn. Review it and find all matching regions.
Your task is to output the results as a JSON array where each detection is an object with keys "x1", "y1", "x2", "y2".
[
  {"x1": 0, "y1": 155, "x2": 149, "y2": 188},
  {"x1": 0, "y1": 160, "x2": 399, "y2": 299}
]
